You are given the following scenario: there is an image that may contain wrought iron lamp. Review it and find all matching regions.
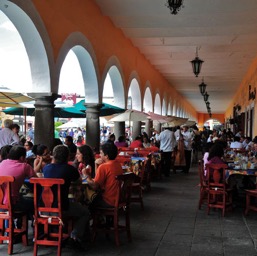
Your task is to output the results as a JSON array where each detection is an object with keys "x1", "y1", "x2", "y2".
[
  {"x1": 191, "y1": 47, "x2": 204, "y2": 77},
  {"x1": 206, "y1": 101, "x2": 210, "y2": 108},
  {"x1": 165, "y1": 0, "x2": 183, "y2": 15},
  {"x1": 203, "y1": 92, "x2": 209, "y2": 102},
  {"x1": 199, "y1": 78, "x2": 207, "y2": 95}
]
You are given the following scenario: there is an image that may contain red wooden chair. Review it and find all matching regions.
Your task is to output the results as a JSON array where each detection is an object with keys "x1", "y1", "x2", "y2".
[
  {"x1": 0, "y1": 176, "x2": 28, "y2": 255},
  {"x1": 245, "y1": 189, "x2": 257, "y2": 215},
  {"x1": 30, "y1": 178, "x2": 71, "y2": 256},
  {"x1": 92, "y1": 173, "x2": 135, "y2": 246},
  {"x1": 205, "y1": 163, "x2": 232, "y2": 217},
  {"x1": 198, "y1": 160, "x2": 208, "y2": 209}
]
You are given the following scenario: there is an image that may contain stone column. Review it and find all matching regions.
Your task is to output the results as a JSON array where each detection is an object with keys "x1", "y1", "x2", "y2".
[
  {"x1": 145, "y1": 119, "x2": 153, "y2": 137},
  {"x1": 132, "y1": 121, "x2": 141, "y2": 140},
  {"x1": 31, "y1": 93, "x2": 58, "y2": 151},
  {"x1": 85, "y1": 103, "x2": 102, "y2": 153},
  {"x1": 114, "y1": 122, "x2": 125, "y2": 140}
]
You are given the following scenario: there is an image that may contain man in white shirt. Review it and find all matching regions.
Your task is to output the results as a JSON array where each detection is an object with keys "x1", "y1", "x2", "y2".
[
  {"x1": 0, "y1": 119, "x2": 20, "y2": 148},
  {"x1": 230, "y1": 136, "x2": 243, "y2": 149},
  {"x1": 181, "y1": 125, "x2": 193, "y2": 173},
  {"x1": 155, "y1": 127, "x2": 176, "y2": 177}
]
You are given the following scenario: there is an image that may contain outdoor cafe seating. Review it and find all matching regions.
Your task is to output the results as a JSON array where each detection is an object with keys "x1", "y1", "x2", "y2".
[
  {"x1": 0, "y1": 176, "x2": 28, "y2": 255},
  {"x1": 91, "y1": 173, "x2": 135, "y2": 246},
  {"x1": 30, "y1": 178, "x2": 72, "y2": 256}
]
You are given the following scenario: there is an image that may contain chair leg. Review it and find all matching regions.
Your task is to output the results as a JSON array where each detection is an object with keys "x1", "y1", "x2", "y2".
[
  {"x1": 114, "y1": 212, "x2": 119, "y2": 246},
  {"x1": 8, "y1": 220, "x2": 13, "y2": 255},
  {"x1": 245, "y1": 194, "x2": 250, "y2": 215},
  {"x1": 0, "y1": 219, "x2": 3, "y2": 244},
  {"x1": 21, "y1": 215, "x2": 28, "y2": 246},
  {"x1": 57, "y1": 226, "x2": 62, "y2": 256},
  {"x1": 125, "y1": 208, "x2": 132, "y2": 242}
]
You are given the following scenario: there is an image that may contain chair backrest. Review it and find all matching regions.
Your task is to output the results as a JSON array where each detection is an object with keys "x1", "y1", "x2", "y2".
[
  {"x1": 205, "y1": 163, "x2": 228, "y2": 189},
  {"x1": 198, "y1": 160, "x2": 205, "y2": 186},
  {"x1": 30, "y1": 178, "x2": 65, "y2": 218},
  {"x1": 115, "y1": 173, "x2": 135, "y2": 208},
  {"x1": 0, "y1": 176, "x2": 14, "y2": 214}
]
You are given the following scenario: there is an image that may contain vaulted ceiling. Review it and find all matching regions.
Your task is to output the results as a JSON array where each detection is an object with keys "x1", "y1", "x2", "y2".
[{"x1": 95, "y1": 0, "x2": 257, "y2": 114}]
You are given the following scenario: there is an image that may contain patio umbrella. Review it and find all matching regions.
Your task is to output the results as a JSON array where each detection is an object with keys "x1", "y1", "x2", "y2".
[
  {"x1": 109, "y1": 109, "x2": 149, "y2": 122},
  {"x1": 0, "y1": 88, "x2": 33, "y2": 107},
  {"x1": 66, "y1": 100, "x2": 125, "y2": 117},
  {"x1": 2, "y1": 106, "x2": 85, "y2": 118},
  {"x1": 147, "y1": 112, "x2": 169, "y2": 123},
  {"x1": 56, "y1": 120, "x2": 81, "y2": 129}
]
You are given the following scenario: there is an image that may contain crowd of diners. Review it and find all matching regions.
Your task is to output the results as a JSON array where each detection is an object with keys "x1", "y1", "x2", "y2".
[{"x1": 1, "y1": 117, "x2": 257, "y2": 250}]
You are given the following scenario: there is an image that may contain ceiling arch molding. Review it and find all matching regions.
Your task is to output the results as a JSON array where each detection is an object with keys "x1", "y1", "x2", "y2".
[
  {"x1": 0, "y1": 0, "x2": 53, "y2": 93},
  {"x1": 154, "y1": 93, "x2": 161, "y2": 114},
  {"x1": 128, "y1": 78, "x2": 142, "y2": 111},
  {"x1": 102, "y1": 56, "x2": 125, "y2": 107},
  {"x1": 57, "y1": 32, "x2": 99, "y2": 103},
  {"x1": 143, "y1": 86, "x2": 153, "y2": 113}
]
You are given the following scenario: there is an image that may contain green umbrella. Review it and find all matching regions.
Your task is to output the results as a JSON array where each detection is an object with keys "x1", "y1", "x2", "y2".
[
  {"x1": 2, "y1": 106, "x2": 85, "y2": 118},
  {"x1": 65, "y1": 100, "x2": 125, "y2": 117}
]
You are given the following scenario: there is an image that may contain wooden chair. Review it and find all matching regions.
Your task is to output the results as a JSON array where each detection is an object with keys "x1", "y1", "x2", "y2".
[
  {"x1": 198, "y1": 160, "x2": 208, "y2": 209},
  {"x1": 205, "y1": 163, "x2": 233, "y2": 217},
  {"x1": 245, "y1": 189, "x2": 257, "y2": 215},
  {"x1": 0, "y1": 176, "x2": 28, "y2": 255},
  {"x1": 92, "y1": 172, "x2": 135, "y2": 246},
  {"x1": 30, "y1": 178, "x2": 70, "y2": 256}
]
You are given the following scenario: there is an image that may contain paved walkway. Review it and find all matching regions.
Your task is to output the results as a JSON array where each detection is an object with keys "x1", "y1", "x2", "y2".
[{"x1": 2, "y1": 164, "x2": 257, "y2": 256}]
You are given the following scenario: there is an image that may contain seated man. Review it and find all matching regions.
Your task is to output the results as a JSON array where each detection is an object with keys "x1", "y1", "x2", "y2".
[
  {"x1": 43, "y1": 145, "x2": 89, "y2": 248},
  {"x1": 0, "y1": 145, "x2": 37, "y2": 214},
  {"x1": 230, "y1": 136, "x2": 243, "y2": 149},
  {"x1": 85, "y1": 142, "x2": 124, "y2": 208}
]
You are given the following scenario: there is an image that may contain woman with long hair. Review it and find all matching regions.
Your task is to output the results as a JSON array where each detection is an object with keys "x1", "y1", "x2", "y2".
[{"x1": 74, "y1": 144, "x2": 95, "y2": 178}]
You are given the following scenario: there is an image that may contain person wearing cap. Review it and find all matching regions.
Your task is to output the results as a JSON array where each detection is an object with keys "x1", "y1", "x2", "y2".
[{"x1": 0, "y1": 119, "x2": 20, "y2": 148}]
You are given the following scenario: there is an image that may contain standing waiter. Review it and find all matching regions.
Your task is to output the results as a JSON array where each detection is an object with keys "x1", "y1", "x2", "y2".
[{"x1": 155, "y1": 127, "x2": 176, "y2": 177}]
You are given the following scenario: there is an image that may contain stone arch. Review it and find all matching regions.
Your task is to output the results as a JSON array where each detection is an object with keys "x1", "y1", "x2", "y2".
[
  {"x1": 57, "y1": 32, "x2": 99, "y2": 103},
  {"x1": 168, "y1": 100, "x2": 172, "y2": 115},
  {"x1": 172, "y1": 100, "x2": 176, "y2": 116},
  {"x1": 154, "y1": 93, "x2": 161, "y2": 114},
  {"x1": 162, "y1": 96, "x2": 167, "y2": 116},
  {"x1": 128, "y1": 77, "x2": 141, "y2": 111},
  {"x1": 102, "y1": 56, "x2": 125, "y2": 108},
  {"x1": 143, "y1": 86, "x2": 153, "y2": 113},
  {"x1": 0, "y1": 0, "x2": 53, "y2": 92}
]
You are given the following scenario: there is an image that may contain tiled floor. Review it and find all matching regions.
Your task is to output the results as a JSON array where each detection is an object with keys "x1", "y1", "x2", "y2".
[{"x1": 1, "y1": 163, "x2": 257, "y2": 256}]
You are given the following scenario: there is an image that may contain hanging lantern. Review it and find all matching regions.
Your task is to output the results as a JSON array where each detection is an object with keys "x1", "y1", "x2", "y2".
[{"x1": 191, "y1": 47, "x2": 204, "y2": 77}]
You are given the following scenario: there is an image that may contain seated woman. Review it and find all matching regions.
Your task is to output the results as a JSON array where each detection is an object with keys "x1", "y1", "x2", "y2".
[
  {"x1": 73, "y1": 144, "x2": 95, "y2": 178},
  {"x1": 130, "y1": 135, "x2": 143, "y2": 149},
  {"x1": 114, "y1": 135, "x2": 128, "y2": 148},
  {"x1": 205, "y1": 143, "x2": 225, "y2": 179},
  {"x1": 32, "y1": 144, "x2": 52, "y2": 173}
]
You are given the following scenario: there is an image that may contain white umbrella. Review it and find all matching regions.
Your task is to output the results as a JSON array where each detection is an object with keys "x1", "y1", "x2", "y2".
[
  {"x1": 147, "y1": 112, "x2": 169, "y2": 123},
  {"x1": 184, "y1": 120, "x2": 197, "y2": 127},
  {"x1": 0, "y1": 87, "x2": 33, "y2": 107},
  {"x1": 56, "y1": 120, "x2": 80, "y2": 129},
  {"x1": 163, "y1": 117, "x2": 188, "y2": 127},
  {"x1": 109, "y1": 109, "x2": 149, "y2": 122}
]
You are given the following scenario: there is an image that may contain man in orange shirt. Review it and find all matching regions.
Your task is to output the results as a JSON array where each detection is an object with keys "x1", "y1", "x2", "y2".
[{"x1": 85, "y1": 142, "x2": 123, "y2": 208}]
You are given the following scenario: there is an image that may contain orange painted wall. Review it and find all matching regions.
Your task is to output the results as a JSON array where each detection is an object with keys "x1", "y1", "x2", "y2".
[
  {"x1": 225, "y1": 56, "x2": 257, "y2": 136},
  {"x1": 197, "y1": 113, "x2": 225, "y2": 129},
  {"x1": 31, "y1": 0, "x2": 197, "y2": 118}
]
